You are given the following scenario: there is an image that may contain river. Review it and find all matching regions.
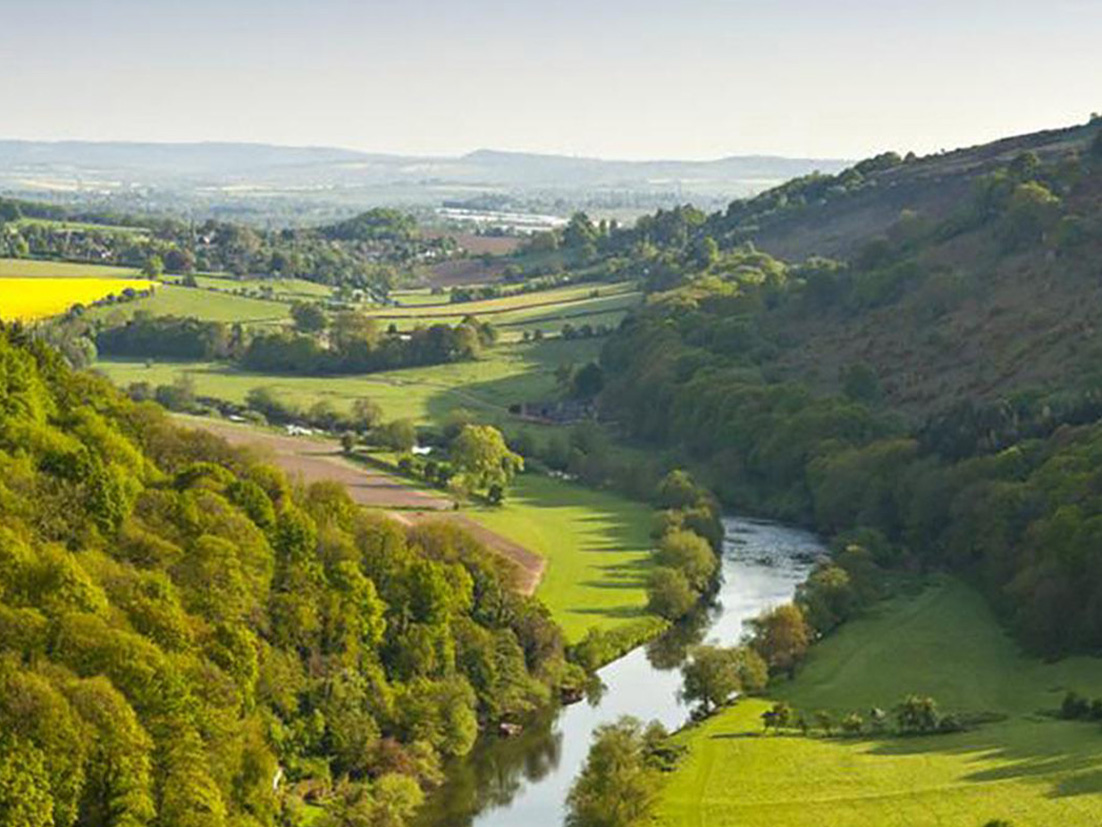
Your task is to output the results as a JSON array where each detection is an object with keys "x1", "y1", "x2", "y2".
[{"x1": 416, "y1": 517, "x2": 824, "y2": 827}]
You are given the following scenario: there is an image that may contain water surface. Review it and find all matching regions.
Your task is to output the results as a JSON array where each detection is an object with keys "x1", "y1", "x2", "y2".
[{"x1": 417, "y1": 517, "x2": 824, "y2": 827}]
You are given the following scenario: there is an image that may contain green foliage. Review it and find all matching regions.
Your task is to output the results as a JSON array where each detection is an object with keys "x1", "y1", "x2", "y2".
[
  {"x1": 566, "y1": 717, "x2": 662, "y2": 827},
  {"x1": 681, "y1": 645, "x2": 768, "y2": 713},
  {"x1": 449, "y1": 424, "x2": 523, "y2": 495},
  {"x1": 291, "y1": 301, "x2": 328, "y2": 333},
  {"x1": 750, "y1": 604, "x2": 811, "y2": 677},
  {"x1": 0, "y1": 329, "x2": 571, "y2": 827},
  {"x1": 646, "y1": 566, "x2": 696, "y2": 620}
]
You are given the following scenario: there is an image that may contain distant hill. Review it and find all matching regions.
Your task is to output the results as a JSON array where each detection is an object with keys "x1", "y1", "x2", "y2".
[{"x1": 0, "y1": 139, "x2": 849, "y2": 220}]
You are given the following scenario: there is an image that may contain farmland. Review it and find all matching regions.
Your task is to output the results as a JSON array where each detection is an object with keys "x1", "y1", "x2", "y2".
[
  {"x1": 0, "y1": 257, "x2": 141, "y2": 278},
  {"x1": 656, "y1": 577, "x2": 1102, "y2": 827},
  {"x1": 161, "y1": 273, "x2": 335, "y2": 300},
  {"x1": 86, "y1": 274, "x2": 640, "y2": 340},
  {"x1": 0, "y1": 276, "x2": 158, "y2": 320},
  {"x1": 95, "y1": 336, "x2": 604, "y2": 425},
  {"x1": 86, "y1": 283, "x2": 292, "y2": 324}
]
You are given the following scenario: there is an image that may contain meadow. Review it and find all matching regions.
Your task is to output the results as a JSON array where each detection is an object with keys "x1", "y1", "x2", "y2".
[
  {"x1": 161, "y1": 273, "x2": 335, "y2": 300},
  {"x1": 0, "y1": 257, "x2": 141, "y2": 278},
  {"x1": 466, "y1": 473, "x2": 656, "y2": 640},
  {"x1": 0, "y1": 277, "x2": 159, "y2": 320},
  {"x1": 86, "y1": 283, "x2": 292, "y2": 324},
  {"x1": 13, "y1": 216, "x2": 150, "y2": 237},
  {"x1": 657, "y1": 576, "x2": 1102, "y2": 827},
  {"x1": 84, "y1": 275, "x2": 639, "y2": 341},
  {"x1": 96, "y1": 336, "x2": 604, "y2": 424}
]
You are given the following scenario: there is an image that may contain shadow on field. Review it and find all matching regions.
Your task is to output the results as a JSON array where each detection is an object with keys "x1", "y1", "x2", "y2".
[
  {"x1": 577, "y1": 556, "x2": 652, "y2": 591},
  {"x1": 422, "y1": 338, "x2": 605, "y2": 423},
  {"x1": 860, "y1": 720, "x2": 1102, "y2": 798}
]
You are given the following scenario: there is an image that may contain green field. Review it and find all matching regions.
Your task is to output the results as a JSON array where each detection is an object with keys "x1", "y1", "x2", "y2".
[
  {"x1": 0, "y1": 257, "x2": 142, "y2": 278},
  {"x1": 86, "y1": 284, "x2": 291, "y2": 324},
  {"x1": 468, "y1": 474, "x2": 656, "y2": 640},
  {"x1": 366, "y1": 282, "x2": 639, "y2": 319},
  {"x1": 162, "y1": 273, "x2": 335, "y2": 300},
  {"x1": 95, "y1": 337, "x2": 603, "y2": 425},
  {"x1": 13, "y1": 217, "x2": 150, "y2": 237},
  {"x1": 657, "y1": 577, "x2": 1102, "y2": 827}
]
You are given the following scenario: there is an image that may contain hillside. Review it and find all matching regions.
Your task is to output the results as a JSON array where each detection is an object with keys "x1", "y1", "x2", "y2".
[
  {"x1": 0, "y1": 328, "x2": 577, "y2": 827},
  {"x1": 722, "y1": 119, "x2": 1100, "y2": 261}
]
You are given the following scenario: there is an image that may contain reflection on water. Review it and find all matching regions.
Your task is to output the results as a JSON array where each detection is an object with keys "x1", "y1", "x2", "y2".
[{"x1": 415, "y1": 517, "x2": 824, "y2": 827}]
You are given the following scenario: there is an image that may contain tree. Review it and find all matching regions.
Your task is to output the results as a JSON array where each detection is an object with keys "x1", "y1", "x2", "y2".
[
  {"x1": 841, "y1": 712, "x2": 864, "y2": 736},
  {"x1": 163, "y1": 247, "x2": 195, "y2": 274},
  {"x1": 655, "y1": 529, "x2": 717, "y2": 592},
  {"x1": 761, "y1": 701, "x2": 792, "y2": 733},
  {"x1": 291, "y1": 301, "x2": 328, "y2": 333},
  {"x1": 450, "y1": 424, "x2": 523, "y2": 494},
  {"x1": 0, "y1": 733, "x2": 53, "y2": 827},
  {"x1": 571, "y1": 362, "x2": 605, "y2": 399},
  {"x1": 681, "y1": 645, "x2": 766, "y2": 713},
  {"x1": 380, "y1": 420, "x2": 417, "y2": 452},
  {"x1": 750, "y1": 603, "x2": 810, "y2": 676},
  {"x1": 895, "y1": 695, "x2": 939, "y2": 734},
  {"x1": 351, "y1": 398, "x2": 383, "y2": 432},
  {"x1": 657, "y1": 469, "x2": 702, "y2": 510},
  {"x1": 646, "y1": 567, "x2": 695, "y2": 620},
  {"x1": 141, "y1": 255, "x2": 164, "y2": 278},
  {"x1": 814, "y1": 710, "x2": 835, "y2": 736},
  {"x1": 692, "y1": 235, "x2": 719, "y2": 269},
  {"x1": 562, "y1": 213, "x2": 597, "y2": 250},
  {"x1": 566, "y1": 717, "x2": 659, "y2": 827}
]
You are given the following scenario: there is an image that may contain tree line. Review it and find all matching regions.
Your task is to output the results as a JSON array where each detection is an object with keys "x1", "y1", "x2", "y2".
[
  {"x1": 0, "y1": 326, "x2": 580, "y2": 827},
  {"x1": 86, "y1": 308, "x2": 497, "y2": 376},
  {"x1": 0, "y1": 200, "x2": 449, "y2": 291}
]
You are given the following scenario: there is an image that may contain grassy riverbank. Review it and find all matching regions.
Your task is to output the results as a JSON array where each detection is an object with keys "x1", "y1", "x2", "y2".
[
  {"x1": 657, "y1": 576, "x2": 1102, "y2": 826},
  {"x1": 463, "y1": 474, "x2": 659, "y2": 642}
]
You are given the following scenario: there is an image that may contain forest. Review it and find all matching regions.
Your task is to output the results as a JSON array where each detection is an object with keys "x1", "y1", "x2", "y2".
[
  {"x1": 0, "y1": 327, "x2": 580, "y2": 827},
  {"x1": 591, "y1": 127, "x2": 1102, "y2": 655}
]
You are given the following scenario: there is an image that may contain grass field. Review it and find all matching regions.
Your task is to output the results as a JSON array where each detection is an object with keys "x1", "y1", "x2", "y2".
[
  {"x1": 95, "y1": 337, "x2": 603, "y2": 425},
  {"x1": 0, "y1": 277, "x2": 159, "y2": 320},
  {"x1": 162, "y1": 273, "x2": 335, "y2": 300},
  {"x1": 466, "y1": 474, "x2": 656, "y2": 640},
  {"x1": 365, "y1": 282, "x2": 639, "y2": 320},
  {"x1": 0, "y1": 257, "x2": 141, "y2": 278},
  {"x1": 657, "y1": 576, "x2": 1102, "y2": 827},
  {"x1": 13, "y1": 217, "x2": 149, "y2": 237},
  {"x1": 86, "y1": 284, "x2": 291, "y2": 324}
]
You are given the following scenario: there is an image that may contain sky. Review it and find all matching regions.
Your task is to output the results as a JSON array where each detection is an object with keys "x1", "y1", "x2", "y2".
[{"x1": 0, "y1": 0, "x2": 1099, "y2": 161}]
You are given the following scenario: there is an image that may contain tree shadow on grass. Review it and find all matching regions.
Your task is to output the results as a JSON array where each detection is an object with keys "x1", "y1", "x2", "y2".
[{"x1": 856, "y1": 719, "x2": 1102, "y2": 799}]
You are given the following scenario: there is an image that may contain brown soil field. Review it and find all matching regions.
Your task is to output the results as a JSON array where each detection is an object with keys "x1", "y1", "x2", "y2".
[
  {"x1": 174, "y1": 415, "x2": 455, "y2": 510},
  {"x1": 426, "y1": 258, "x2": 510, "y2": 286},
  {"x1": 430, "y1": 232, "x2": 522, "y2": 256},
  {"x1": 173, "y1": 415, "x2": 545, "y2": 593}
]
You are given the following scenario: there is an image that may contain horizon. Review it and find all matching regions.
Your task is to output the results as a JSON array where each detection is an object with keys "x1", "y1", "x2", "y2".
[{"x1": 1, "y1": 0, "x2": 1098, "y2": 161}]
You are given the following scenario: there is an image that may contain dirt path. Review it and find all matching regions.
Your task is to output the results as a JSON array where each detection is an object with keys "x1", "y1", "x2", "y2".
[
  {"x1": 174, "y1": 414, "x2": 454, "y2": 510},
  {"x1": 391, "y1": 511, "x2": 545, "y2": 595},
  {"x1": 174, "y1": 415, "x2": 545, "y2": 593}
]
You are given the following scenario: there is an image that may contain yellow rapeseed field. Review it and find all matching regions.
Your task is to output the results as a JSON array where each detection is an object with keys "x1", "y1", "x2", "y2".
[{"x1": 0, "y1": 278, "x2": 158, "y2": 321}]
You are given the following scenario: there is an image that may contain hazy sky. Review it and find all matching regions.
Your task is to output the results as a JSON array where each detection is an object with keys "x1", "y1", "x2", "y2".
[{"x1": 1, "y1": 0, "x2": 1099, "y2": 160}]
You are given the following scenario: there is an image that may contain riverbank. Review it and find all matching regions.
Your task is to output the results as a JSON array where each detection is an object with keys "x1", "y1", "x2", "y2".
[
  {"x1": 416, "y1": 517, "x2": 821, "y2": 827},
  {"x1": 656, "y1": 576, "x2": 1102, "y2": 827}
]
